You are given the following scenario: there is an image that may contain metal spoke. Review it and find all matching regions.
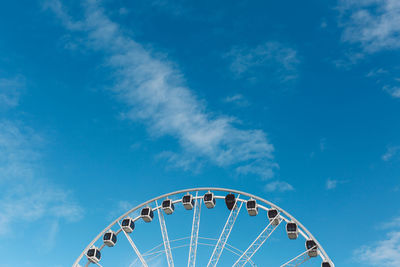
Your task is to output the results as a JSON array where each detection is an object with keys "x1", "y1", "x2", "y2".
[
  {"x1": 156, "y1": 200, "x2": 174, "y2": 267},
  {"x1": 207, "y1": 195, "x2": 243, "y2": 267},
  {"x1": 84, "y1": 261, "x2": 103, "y2": 267},
  {"x1": 233, "y1": 214, "x2": 282, "y2": 267},
  {"x1": 188, "y1": 192, "x2": 202, "y2": 267},
  {"x1": 280, "y1": 247, "x2": 317, "y2": 267},
  {"x1": 118, "y1": 222, "x2": 148, "y2": 267}
]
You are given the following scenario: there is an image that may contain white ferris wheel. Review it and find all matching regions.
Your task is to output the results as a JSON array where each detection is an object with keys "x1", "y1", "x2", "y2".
[{"x1": 73, "y1": 187, "x2": 334, "y2": 267}]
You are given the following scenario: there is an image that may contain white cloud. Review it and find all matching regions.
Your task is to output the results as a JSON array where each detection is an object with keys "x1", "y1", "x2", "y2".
[
  {"x1": 383, "y1": 86, "x2": 400, "y2": 98},
  {"x1": 325, "y1": 178, "x2": 348, "y2": 190},
  {"x1": 226, "y1": 41, "x2": 299, "y2": 83},
  {"x1": 47, "y1": 0, "x2": 277, "y2": 179},
  {"x1": 381, "y1": 217, "x2": 400, "y2": 229},
  {"x1": 355, "y1": 216, "x2": 400, "y2": 266},
  {"x1": 223, "y1": 94, "x2": 250, "y2": 107},
  {"x1": 0, "y1": 121, "x2": 83, "y2": 235},
  {"x1": 326, "y1": 178, "x2": 338, "y2": 190},
  {"x1": 364, "y1": 68, "x2": 400, "y2": 98},
  {"x1": 0, "y1": 77, "x2": 24, "y2": 109},
  {"x1": 382, "y1": 146, "x2": 400, "y2": 161},
  {"x1": 339, "y1": 0, "x2": 400, "y2": 52},
  {"x1": 319, "y1": 138, "x2": 327, "y2": 152},
  {"x1": 264, "y1": 181, "x2": 294, "y2": 192}
]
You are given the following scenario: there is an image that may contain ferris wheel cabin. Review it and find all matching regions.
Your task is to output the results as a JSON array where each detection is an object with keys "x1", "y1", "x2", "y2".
[
  {"x1": 204, "y1": 192, "x2": 216, "y2": 208},
  {"x1": 182, "y1": 194, "x2": 194, "y2": 210},
  {"x1": 306, "y1": 239, "x2": 318, "y2": 257},
  {"x1": 141, "y1": 207, "x2": 154, "y2": 222},
  {"x1": 267, "y1": 208, "x2": 280, "y2": 225},
  {"x1": 121, "y1": 217, "x2": 135, "y2": 233},
  {"x1": 103, "y1": 231, "x2": 117, "y2": 247},
  {"x1": 322, "y1": 261, "x2": 332, "y2": 267},
  {"x1": 86, "y1": 247, "x2": 101, "y2": 263},
  {"x1": 162, "y1": 199, "x2": 175, "y2": 215},
  {"x1": 246, "y1": 198, "x2": 258, "y2": 216},
  {"x1": 225, "y1": 193, "x2": 236, "y2": 210},
  {"x1": 286, "y1": 222, "x2": 298, "y2": 239}
]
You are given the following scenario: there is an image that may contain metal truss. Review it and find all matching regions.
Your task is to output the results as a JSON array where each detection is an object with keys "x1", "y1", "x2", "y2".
[
  {"x1": 188, "y1": 192, "x2": 202, "y2": 267},
  {"x1": 207, "y1": 195, "x2": 243, "y2": 267},
  {"x1": 233, "y1": 215, "x2": 282, "y2": 267},
  {"x1": 156, "y1": 200, "x2": 174, "y2": 267},
  {"x1": 280, "y1": 247, "x2": 317, "y2": 267},
  {"x1": 118, "y1": 222, "x2": 148, "y2": 267},
  {"x1": 74, "y1": 188, "x2": 333, "y2": 267}
]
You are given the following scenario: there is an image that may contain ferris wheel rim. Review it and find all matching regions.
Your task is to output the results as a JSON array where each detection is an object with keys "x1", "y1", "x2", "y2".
[{"x1": 73, "y1": 187, "x2": 334, "y2": 266}]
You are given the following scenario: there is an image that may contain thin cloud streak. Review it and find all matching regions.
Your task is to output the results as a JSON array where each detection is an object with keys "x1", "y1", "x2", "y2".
[
  {"x1": 354, "y1": 216, "x2": 400, "y2": 266},
  {"x1": 48, "y1": 0, "x2": 278, "y2": 179},
  {"x1": 0, "y1": 121, "x2": 83, "y2": 235},
  {"x1": 339, "y1": 0, "x2": 400, "y2": 53},
  {"x1": 264, "y1": 181, "x2": 294, "y2": 192},
  {"x1": 0, "y1": 77, "x2": 24, "y2": 109},
  {"x1": 382, "y1": 146, "x2": 400, "y2": 161},
  {"x1": 226, "y1": 41, "x2": 299, "y2": 83}
]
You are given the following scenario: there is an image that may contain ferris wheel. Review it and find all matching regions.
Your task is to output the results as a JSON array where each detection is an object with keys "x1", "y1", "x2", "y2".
[{"x1": 73, "y1": 187, "x2": 334, "y2": 267}]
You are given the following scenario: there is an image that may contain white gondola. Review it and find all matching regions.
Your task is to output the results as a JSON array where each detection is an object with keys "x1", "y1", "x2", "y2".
[
  {"x1": 86, "y1": 246, "x2": 101, "y2": 263},
  {"x1": 267, "y1": 208, "x2": 280, "y2": 225},
  {"x1": 306, "y1": 239, "x2": 318, "y2": 257},
  {"x1": 182, "y1": 194, "x2": 194, "y2": 210},
  {"x1": 162, "y1": 199, "x2": 175, "y2": 215},
  {"x1": 322, "y1": 261, "x2": 332, "y2": 267},
  {"x1": 103, "y1": 230, "x2": 117, "y2": 247},
  {"x1": 203, "y1": 192, "x2": 216, "y2": 209},
  {"x1": 121, "y1": 217, "x2": 135, "y2": 233},
  {"x1": 286, "y1": 222, "x2": 298, "y2": 239},
  {"x1": 141, "y1": 207, "x2": 154, "y2": 222},
  {"x1": 225, "y1": 193, "x2": 236, "y2": 210},
  {"x1": 246, "y1": 198, "x2": 258, "y2": 216}
]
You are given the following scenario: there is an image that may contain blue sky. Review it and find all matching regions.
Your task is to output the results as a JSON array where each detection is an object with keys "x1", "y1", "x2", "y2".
[{"x1": 0, "y1": 0, "x2": 400, "y2": 266}]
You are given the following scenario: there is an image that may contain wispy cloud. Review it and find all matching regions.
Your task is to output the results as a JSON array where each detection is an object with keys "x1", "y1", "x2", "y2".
[
  {"x1": 339, "y1": 0, "x2": 400, "y2": 53},
  {"x1": 226, "y1": 41, "x2": 300, "y2": 84},
  {"x1": 0, "y1": 77, "x2": 24, "y2": 109},
  {"x1": 382, "y1": 145, "x2": 400, "y2": 161},
  {"x1": 0, "y1": 121, "x2": 83, "y2": 235},
  {"x1": 0, "y1": 75, "x2": 82, "y2": 235},
  {"x1": 325, "y1": 178, "x2": 348, "y2": 190},
  {"x1": 383, "y1": 85, "x2": 400, "y2": 98},
  {"x1": 47, "y1": 0, "x2": 278, "y2": 179},
  {"x1": 264, "y1": 181, "x2": 294, "y2": 192},
  {"x1": 223, "y1": 94, "x2": 250, "y2": 107},
  {"x1": 354, "y1": 216, "x2": 400, "y2": 266},
  {"x1": 365, "y1": 68, "x2": 400, "y2": 99}
]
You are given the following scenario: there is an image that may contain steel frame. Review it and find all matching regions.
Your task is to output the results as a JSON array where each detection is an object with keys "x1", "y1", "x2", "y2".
[
  {"x1": 73, "y1": 187, "x2": 333, "y2": 267},
  {"x1": 207, "y1": 196, "x2": 243, "y2": 267},
  {"x1": 188, "y1": 192, "x2": 201, "y2": 267},
  {"x1": 280, "y1": 246, "x2": 317, "y2": 267},
  {"x1": 155, "y1": 200, "x2": 174, "y2": 267},
  {"x1": 233, "y1": 214, "x2": 281, "y2": 267},
  {"x1": 117, "y1": 221, "x2": 148, "y2": 267}
]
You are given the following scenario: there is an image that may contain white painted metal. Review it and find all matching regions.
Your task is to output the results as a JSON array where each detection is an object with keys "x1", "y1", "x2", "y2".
[
  {"x1": 233, "y1": 214, "x2": 282, "y2": 267},
  {"x1": 188, "y1": 192, "x2": 201, "y2": 267},
  {"x1": 155, "y1": 200, "x2": 174, "y2": 267},
  {"x1": 280, "y1": 246, "x2": 317, "y2": 267},
  {"x1": 73, "y1": 188, "x2": 333, "y2": 267},
  {"x1": 118, "y1": 222, "x2": 148, "y2": 267},
  {"x1": 207, "y1": 196, "x2": 243, "y2": 267}
]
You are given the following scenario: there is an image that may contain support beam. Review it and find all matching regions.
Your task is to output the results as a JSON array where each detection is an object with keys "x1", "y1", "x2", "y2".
[
  {"x1": 188, "y1": 192, "x2": 202, "y2": 267},
  {"x1": 207, "y1": 195, "x2": 243, "y2": 267},
  {"x1": 156, "y1": 200, "x2": 174, "y2": 267},
  {"x1": 233, "y1": 215, "x2": 281, "y2": 267},
  {"x1": 118, "y1": 222, "x2": 149, "y2": 267},
  {"x1": 280, "y1": 247, "x2": 316, "y2": 267}
]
